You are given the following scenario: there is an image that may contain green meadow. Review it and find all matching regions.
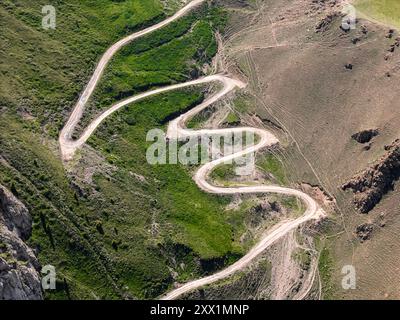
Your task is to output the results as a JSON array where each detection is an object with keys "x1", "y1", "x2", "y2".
[
  {"x1": 0, "y1": 0, "x2": 247, "y2": 299},
  {"x1": 355, "y1": 0, "x2": 400, "y2": 29}
]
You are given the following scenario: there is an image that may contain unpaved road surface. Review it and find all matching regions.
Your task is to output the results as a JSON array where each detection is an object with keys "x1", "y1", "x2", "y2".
[{"x1": 59, "y1": 0, "x2": 325, "y2": 300}]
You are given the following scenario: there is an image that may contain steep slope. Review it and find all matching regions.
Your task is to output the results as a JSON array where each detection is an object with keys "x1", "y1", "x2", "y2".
[
  {"x1": 1, "y1": 0, "x2": 234, "y2": 299},
  {"x1": 224, "y1": 0, "x2": 400, "y2": 299},
  {"x1": 2, "y1": 0, "x2": 301, "y2": 300},
  {"x1": 356, "y1": 0, "x2": 400, "y2": 30}
]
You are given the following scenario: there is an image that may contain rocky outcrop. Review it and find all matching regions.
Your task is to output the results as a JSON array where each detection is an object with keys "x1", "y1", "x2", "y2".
[
  {"x1": 0, "y1": 185, "x2": 42, "y2": 300},
  {"x1": 342, "y1": 140, "x2": 400, "y2": 213},
  {"x1": 352, "y1": 129, "x2": 379, "y2": 144},
  {"x1": 356, "y1": 223, "x2": 373, "y2": 242}
]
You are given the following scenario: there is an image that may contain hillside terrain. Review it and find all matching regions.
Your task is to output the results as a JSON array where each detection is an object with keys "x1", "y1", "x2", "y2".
[
  {"x1": 1, "y1": 0, "x2": 400, "y2": 300},
  {"x1": 222, "y1": 0, "x2": 400, "y2": 299},
  {"x1": 356, "y1": 0, "x2": 400, "y2": 29},
  {"x1": 1, "y1": 0, "x2": 314, "y2": 300},
  {"x1": 1, "y1": 0, "x2": 238, "y2": 299}
]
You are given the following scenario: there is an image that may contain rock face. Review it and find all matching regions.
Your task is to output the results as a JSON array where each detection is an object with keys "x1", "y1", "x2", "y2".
[
  {"x1": 342, "y1": 140, "x2": 400, "y2": 213},
  {"x1": 0, "y1": 185, "x2": 43, "y2": 300}
]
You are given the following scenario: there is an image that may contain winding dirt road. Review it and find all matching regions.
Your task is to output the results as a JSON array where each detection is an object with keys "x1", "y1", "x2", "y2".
[
  {"x1": 59, "y1": 0, "x2": 206, "y2": 160},
  {"x1": 59, "y1": 0, "x2": 325, "y2": 300}
]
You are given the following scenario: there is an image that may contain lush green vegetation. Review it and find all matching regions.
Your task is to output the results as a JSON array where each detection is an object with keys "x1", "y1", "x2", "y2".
[
  {"x1": 281, "y1": 196, "x2": 304, "y2": 216},
  {"x1": 0, "y1": 0, "x2": 302, "y2": 301},
  {"x1": 88, "y1": 88, "x2": 245, "y2": 256},
  {"x1": 257, "y1": 154, "x2": 287, "y2": 185},
  {"x1": 356, "y1": 0, "x2": 400, "y2": 29},
  {"x1": 0, "y1": 0, "x2": 178, "y2": 299},
  {"x1": 318, "y1": 244, "x2": 334, "y2": 299},
  {"x1": 0, "y1": 0, "x2": 168, "y2": 136},
  {"x1": 224, "y1": 112, "x2": 240, "y2": 125},
  {"x1": 0, "y1": 0, "x2": 247, "y2": 299},
  {"x1": 210, "y1": 164, "x2": 237, "y2": 182}
]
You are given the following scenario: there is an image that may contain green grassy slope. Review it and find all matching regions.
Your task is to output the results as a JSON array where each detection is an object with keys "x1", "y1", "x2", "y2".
[
  {"x1": 0, "y1": 0, "x2": 247, "y2": 299},
  {"x1": 355, "y1": 0, "x2": 400, "y2": 29},
  {"x1": 88, "y1": 89, "x2": 245, "y2": 289},
  {"x1": 0, "y1": 115, "x2": 120, "y2": 299},
  {"x1": 80, "y1": 7, "x2": 225, "y2": 129}
]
